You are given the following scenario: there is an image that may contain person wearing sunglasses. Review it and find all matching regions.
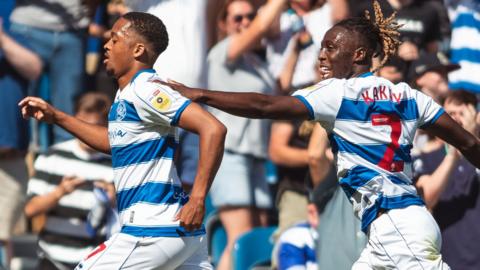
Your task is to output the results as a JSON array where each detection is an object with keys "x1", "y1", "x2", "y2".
[
  {"x1": 208, "y1": 1, "x2": 287, "y2": 270},
  {"x1": 232, "y1": 11, "x2": 257, "y2": 24}
]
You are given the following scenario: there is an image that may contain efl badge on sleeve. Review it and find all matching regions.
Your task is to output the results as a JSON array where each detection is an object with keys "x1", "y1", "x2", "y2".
[{"x1": 149, "y1": 89, "x2": 172, "y2": 112}]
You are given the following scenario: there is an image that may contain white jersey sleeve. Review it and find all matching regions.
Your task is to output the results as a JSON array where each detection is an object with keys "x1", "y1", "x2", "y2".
[
  {"x1": 292, "y1": 78, "x2": 345, "y2": 124},
  {"x1": 132, "y1": 78, "x2": 192, "y2": 126},
  {"x1": 412, "y1": 88, "x2": 445, "y2": 128}
]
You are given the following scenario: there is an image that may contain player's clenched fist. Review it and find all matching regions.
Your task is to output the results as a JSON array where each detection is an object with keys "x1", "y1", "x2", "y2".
[
  {"x1": 18, "y1": 96, "x2": 57, "y2": 124},
  {"x1": 175, "y1": 196, "x2": 205, "y2": 232}
]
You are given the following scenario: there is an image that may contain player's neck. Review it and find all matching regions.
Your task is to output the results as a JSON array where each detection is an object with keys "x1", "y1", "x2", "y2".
[
  {"x1": 350, "y1": 66, "x2": 371, "y2": 79},
  {"x1": 118, "y1": 65, "x2": 153, "y2": 90}
]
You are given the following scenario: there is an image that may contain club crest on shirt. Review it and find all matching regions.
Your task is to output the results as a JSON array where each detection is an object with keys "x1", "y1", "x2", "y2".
[
  {"x1": 116, "y1": 101, "x2": 127, "y2": 121},
  {"x1": 149, "y1": 89, "x2": 171, "y2": 112}
]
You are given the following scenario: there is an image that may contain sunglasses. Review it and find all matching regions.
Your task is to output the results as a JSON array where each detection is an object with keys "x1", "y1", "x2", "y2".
[{"x1": 232, "y1": 12, "x2": 256, "y2": 23}]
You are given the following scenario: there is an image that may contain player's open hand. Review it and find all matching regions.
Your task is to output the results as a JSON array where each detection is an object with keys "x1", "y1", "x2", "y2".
[
  {"x1": 161, "y1": 79, "x2": 203, "y2": 102},
  {"x1": 18, "y1": 96, "x2": 57, "y2": 124},
  {"x1": 175, "y1": 196, "x2": 205, "y2": 232}
]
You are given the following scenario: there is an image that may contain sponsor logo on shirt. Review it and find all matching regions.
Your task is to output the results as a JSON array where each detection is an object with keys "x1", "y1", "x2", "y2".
[
  {"x1": 108, "y1": 128, "x2": 127, "y2": 140},
  {"x1": 149, "y1": 89, "x2": 171, "y2": 112}
]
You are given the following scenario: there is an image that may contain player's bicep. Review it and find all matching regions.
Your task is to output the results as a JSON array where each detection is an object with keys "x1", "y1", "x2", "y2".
[{"x1": 177, "y1": 102, "x2": 223, "y2": 135}]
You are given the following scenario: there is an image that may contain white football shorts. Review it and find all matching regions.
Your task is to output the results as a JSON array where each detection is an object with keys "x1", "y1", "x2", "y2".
[
  {"x1": 75, "y1": 233, "x2": 212, "y2": 270},
  {"x1": 352, "y1": 205, "x2": 450, "y2": 270}
]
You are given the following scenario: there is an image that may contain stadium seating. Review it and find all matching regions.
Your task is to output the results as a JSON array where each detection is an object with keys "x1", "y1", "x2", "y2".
[
  {"x1": 232, "y1": 226, "x2": 277, "y2": 270},
  {"x1": 205, "y1": 213, "x2": 227, "y2": 267}
]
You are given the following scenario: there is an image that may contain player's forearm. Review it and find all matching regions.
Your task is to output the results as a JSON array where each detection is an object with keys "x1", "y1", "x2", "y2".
[
  {"x1": 197, "y1": 89, "x2": 305, "y2": 120},
  {"x1": 54, "y1": 110, "x2": 111, "y2": 154},
  {"x1": 189, "y1": 121, "x2": 226, "y2": 200},
  {"x1": 197, "y1": 90, "x2": 275, "y2": 118},
  {"x1": 459, "y1": 137, "x2": 480, "y2": 168}
]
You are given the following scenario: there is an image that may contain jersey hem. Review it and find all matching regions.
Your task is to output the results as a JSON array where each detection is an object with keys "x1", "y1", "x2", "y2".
[
  {"x1": 121, "y1": 225, "x2": 206, "y2": 237},
  {"x1": 361, "y1": 197, "x2": 425, "y2": 233}
]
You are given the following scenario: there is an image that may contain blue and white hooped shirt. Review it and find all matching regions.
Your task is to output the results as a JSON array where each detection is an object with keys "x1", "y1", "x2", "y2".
[
  {"x1": 277, "y1": 222, "x2": 318, "y2": 270},
  {"x1": 108, "y1": 69, "x2": 203, "y2": 237},
  {"x1": 293, "y1": 73, "x2": 445, "y2": 232}
]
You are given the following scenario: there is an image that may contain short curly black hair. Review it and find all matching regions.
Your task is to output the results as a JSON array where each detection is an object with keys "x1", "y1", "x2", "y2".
[{"x1": 122, "y1": 12, "x2": 169, "y2": 60}]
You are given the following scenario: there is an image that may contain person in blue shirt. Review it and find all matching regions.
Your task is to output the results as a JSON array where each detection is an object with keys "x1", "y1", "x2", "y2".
[
  {"x1": 275, "y1": 192, "x2": 319, "y2": 270},
  {"x1": 0, "y1": 18, "x2": 42, "y2": 269}
]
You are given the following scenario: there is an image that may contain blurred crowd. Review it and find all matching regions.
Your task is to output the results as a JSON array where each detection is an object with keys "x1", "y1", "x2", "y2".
[{"x1": 0, "y1": 0, "x2": 479, "y2": 270}]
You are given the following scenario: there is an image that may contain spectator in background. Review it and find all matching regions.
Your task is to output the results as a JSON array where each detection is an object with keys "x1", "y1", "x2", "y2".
[
  {"x1": 0, "y1": 18, "x2": 42, "y2": 269},
  {"x1": 9, "y1": 0, "x2": 99, "y2": 146},
  {"x1": 206, "y1": 0, "x2": 287, "y2": 269},
  {"x1": 413, "y1": 90, "x2": 480, "y2": 270},
  {"x1": 275, "y1": 191, "x2": 320, "y2": 270},
  {"x1": 265, "y1": 0, "x2": 342, "y2": 91},
  {"x1": 269, "y1": 120, "x2": 315, "y2": 238},
  {"x1": 376, "y1": 56, "x2": 406, "y2": 83},
  {"x1": 268, "y1": 119, "x2": 327, "y2": 269},
  {"x1": 408, "y1": 52, "x2": 460, "y2": 155},
  {"x1": 408, "y1": 52, "x2": 460, "y2": 103},
  {"x1": 447, "y1": 0, "x2": 480, "y2": 94},
  {"x1": 0, "y1": 0, "x2": 15, "y2": 30},
  {"x1": 351, "y1": 0, "x2": 443, "y2": 61},
  {"x1": 24, "y1": 92, "x2": 115, "y2": 270},
  {"x1": 126, "y1": 0, "x2": 210, "y2": 89}
]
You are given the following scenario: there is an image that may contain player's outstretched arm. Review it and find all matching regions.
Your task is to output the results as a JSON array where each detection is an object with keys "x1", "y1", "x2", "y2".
[
  {"x1": 19, "y1": 96, "x2": 111, "y2": 154},
  {"x1": 175, "y1": 102, "x2": 227, "y2": 231},
  {"x1": 163, "y1": 80, "x2": 310, "y2": 120},
  {"x1": 426, "y1": 113, "x2": 480, "y2": 168}
]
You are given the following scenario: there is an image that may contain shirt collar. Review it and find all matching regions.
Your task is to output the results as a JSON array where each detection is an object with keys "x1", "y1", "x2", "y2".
[
  {"x1": 358, "y1": 72, "x2": 374, "y2": 78},
  {"x1": 130, "y1": 68, "x2": 156, "y2": 83}
]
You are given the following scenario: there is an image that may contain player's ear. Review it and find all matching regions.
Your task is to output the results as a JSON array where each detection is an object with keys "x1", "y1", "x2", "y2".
[
  {"x1": 133, "y1": 43, "x2": 146, "y2": 59},
  {"x1": 353, "y1": 47, "x2": 368, "y2": 63}
]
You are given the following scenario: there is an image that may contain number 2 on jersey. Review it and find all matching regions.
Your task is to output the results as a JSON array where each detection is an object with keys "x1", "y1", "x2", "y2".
[{"x1": 371, "y1": 113, "x2": 404, "y2": 172}]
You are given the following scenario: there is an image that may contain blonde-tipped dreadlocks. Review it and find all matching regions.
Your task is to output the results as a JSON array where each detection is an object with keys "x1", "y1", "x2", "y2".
[
  {"x1": 365, "y1": 0, "x2": 402, "y2": 72},
  {"x1": 334, "y1": 0, "x2": 402, "y2": 72}
]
